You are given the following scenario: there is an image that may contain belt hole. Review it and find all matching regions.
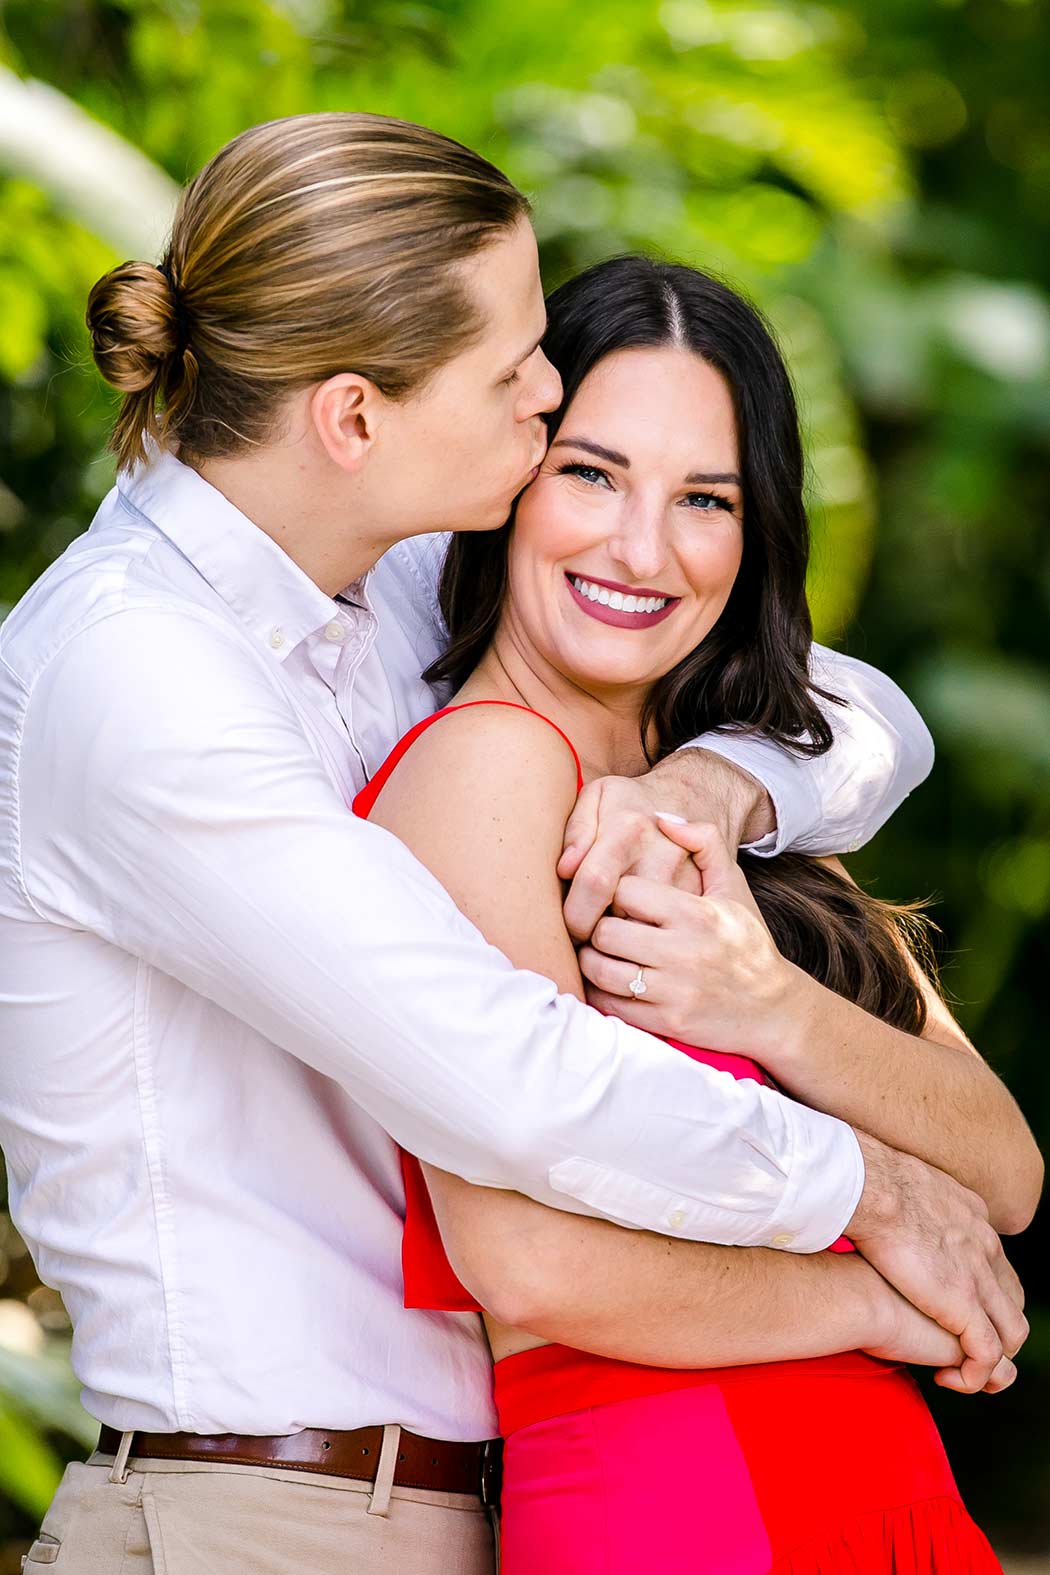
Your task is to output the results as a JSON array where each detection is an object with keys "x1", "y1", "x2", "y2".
[
  {"x1": 361, "y1": 1447, "x2": 370, "y2": 1456},
  {"x1": 398, "y1": 1453, "x2": 406, "y2": 1462},
  {"x1": 431, "y1": 1457, "x2": 438, "y2": 1465},
  {"x1": 322, "y1": 1441, "x2": 331, "y2": 1451}
]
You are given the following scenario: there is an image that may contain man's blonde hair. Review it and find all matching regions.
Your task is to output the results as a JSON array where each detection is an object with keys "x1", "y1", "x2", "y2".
[{"x1": 87, "y1": 113, "x2": 530, "y2": 470}]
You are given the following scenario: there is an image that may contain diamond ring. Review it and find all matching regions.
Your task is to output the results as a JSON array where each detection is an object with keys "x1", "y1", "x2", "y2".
[{"x1": 627, "y1": 967, "x2": 648, "y2": 997}]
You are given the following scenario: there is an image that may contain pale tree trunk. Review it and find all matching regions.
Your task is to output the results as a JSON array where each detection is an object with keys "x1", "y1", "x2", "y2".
[{"x1": 0, "y1": 66, "x2": 178, "y2": 258}]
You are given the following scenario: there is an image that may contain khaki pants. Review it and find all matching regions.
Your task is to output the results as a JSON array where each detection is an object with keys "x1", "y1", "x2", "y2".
[{"x1": 24, "y1": 1433, "x2": 497, "y2": 1575}]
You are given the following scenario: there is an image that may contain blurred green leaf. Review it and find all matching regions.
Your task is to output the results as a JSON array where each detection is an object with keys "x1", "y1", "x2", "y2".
[
  {"x1": 0, "y1": 1402, "x2": 64, "y2": 1518},
  {"x1": 0, "y1": 1346, "x2": 97, "y2": 1451}
]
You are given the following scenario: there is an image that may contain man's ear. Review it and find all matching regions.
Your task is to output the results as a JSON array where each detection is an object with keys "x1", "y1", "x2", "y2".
[{"x1": 310, "y1": 372, "x2": 387, "y2": 473}]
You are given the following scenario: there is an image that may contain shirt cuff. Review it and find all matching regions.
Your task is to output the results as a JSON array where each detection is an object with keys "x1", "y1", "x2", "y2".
[
  {"x1": 760, "y1": 1106, "x2": 866, "y2": 1254},
  {"x1": 681, "y1": 734, "x2": 823, "y2": 859}
]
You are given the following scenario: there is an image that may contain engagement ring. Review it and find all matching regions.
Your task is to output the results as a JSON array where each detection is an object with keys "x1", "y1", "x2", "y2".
[{"x1": 628, "y1": 967, "x2": 648, "y2": 997}]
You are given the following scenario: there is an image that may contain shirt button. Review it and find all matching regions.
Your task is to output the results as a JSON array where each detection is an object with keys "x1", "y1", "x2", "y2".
[
  {"x1": 324, "y1": 621, "x2": 346, "y2": 643},
  {"x1": 667, "y1": 1208, "x2": 686, "y2": 1229},
  {"x1": 268, "y1": 627, "x2": 285, "y2": 649},
  {"x1": 771, "y1": 1232, "x2": 795, "y2": 1248}
]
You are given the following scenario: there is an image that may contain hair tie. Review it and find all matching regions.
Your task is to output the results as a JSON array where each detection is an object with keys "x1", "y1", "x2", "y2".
[{"x1": 158, "y1": 260, "x2": 191, "y2": 357}]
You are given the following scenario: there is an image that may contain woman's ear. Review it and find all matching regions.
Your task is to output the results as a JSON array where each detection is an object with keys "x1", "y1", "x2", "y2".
[{"x1": 310, "y1": 372, "x2": 387, "y2": 473}]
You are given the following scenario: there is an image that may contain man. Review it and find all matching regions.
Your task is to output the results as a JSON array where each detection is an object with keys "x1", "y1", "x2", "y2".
[{"x1": 0, "y1": 113, "x2": 1024, "y2": 1574}]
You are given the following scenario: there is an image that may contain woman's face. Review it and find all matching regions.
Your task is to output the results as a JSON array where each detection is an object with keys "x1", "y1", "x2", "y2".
[{"x1": 507, "y1": 346, "x2": 745, "y2": 699}]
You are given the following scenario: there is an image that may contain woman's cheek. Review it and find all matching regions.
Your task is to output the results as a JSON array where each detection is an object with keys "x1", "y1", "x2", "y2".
[{"x1": 682, "y1": 526, "x2": 743, "y2": 593}]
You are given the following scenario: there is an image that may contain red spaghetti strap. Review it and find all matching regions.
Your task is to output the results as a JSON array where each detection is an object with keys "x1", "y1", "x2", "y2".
[{"x1": 352, "y1": 701, "x2": 584, "y2": 819}]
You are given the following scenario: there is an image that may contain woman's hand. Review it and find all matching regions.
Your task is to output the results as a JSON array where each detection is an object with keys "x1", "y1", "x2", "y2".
[
  {"x1": 578, "y1": 818, "x2": 796, "y2": 1054},
  {"x1": 862, "y1": 1266, "x2": 1017, "y2": 1395}
]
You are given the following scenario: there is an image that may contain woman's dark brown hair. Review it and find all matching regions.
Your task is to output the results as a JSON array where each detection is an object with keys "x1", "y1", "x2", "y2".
[{"x1": 428, "y1": 255, "x2": 936, "y2": 1034}]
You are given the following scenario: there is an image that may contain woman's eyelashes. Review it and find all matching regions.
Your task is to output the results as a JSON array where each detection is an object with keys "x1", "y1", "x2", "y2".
[
  {"x1": 556, "y1": 461, "x2": 610, "y2": 487},
  {"x1": 555, "y1": 461, "x2": 736, "y2": 514},
  {"x1": 683, "y1": 490, "x2": 738, "y2": 515}
]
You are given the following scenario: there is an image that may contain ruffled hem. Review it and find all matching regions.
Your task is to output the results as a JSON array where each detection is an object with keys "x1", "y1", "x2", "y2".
[{"x1": 771, "y1": 1494, "x2": 1002, "y2": 1573}]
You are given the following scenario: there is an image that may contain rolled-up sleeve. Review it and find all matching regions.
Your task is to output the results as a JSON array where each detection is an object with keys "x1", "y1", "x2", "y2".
[
  {"x1": 683, "y1": 643, "x2": 935, "y2": 857},
  {"x1": 18, "y1": 609, "x2": 864, "y2": 1253}
]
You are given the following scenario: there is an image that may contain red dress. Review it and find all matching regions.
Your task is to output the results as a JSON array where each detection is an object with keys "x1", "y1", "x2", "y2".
[{"x1": 354, "y1": 702, "x2": 1002, "y2": 1574}]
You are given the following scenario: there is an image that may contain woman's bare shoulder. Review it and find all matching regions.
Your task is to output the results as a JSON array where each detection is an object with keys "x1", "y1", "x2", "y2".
[
  {"x1": 366, "y1": 702, "x2": 583, "y2": 992},
  {"x1": 368, "y1": 701, "x2": 580, "y2": 833}
]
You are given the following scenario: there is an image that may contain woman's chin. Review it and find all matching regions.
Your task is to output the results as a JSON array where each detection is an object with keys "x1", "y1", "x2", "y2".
[{"x1": 555, "y1": 655, "x2": 663, "y2": 695}]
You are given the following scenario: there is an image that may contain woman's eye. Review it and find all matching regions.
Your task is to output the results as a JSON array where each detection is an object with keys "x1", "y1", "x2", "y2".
[
  {"x1": 501, "y1": 369, "x2": 521, "y2": 388},
  {"x1": 683, "y1": 492, "x2": 734, "y2": 513},
  {"x1": 557, "y1": 462, "x2": 609, "y2": 487}
]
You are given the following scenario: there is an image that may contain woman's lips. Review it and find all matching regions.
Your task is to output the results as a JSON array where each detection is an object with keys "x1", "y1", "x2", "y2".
[{"x1": 564, "y1": 572, "x2": 679, "y2": 630}]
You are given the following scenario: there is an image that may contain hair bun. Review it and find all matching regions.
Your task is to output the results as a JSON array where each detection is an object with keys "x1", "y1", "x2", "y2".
[{"x1": 86, "y1": 261, "x2": 181, "y2": 393}]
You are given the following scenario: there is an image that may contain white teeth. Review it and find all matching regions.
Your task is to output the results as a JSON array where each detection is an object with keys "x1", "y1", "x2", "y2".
[{"x1": 570, "y1": 576, "x2": 670, "y2": 614}]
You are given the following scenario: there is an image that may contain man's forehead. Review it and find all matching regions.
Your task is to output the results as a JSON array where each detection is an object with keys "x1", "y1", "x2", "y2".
[{"x1": 462, "y1": 221, "x2": 543, "y2": 328}]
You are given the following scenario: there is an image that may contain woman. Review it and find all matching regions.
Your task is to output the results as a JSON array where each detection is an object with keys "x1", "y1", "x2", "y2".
[{"x1": 356, "y1": 256, "x2": 1041, "y2": 1571}]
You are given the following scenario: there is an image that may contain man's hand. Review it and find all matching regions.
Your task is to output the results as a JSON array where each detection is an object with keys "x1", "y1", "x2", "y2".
[
  {"x1": 559, "y1": 750, "x2": 774, "y2": 942},
  {"x1": 576, "y1": 821, "x2": 793, "y2": 1047},
  {"x1": 848, "y1": 1133, "x2": 1028, "y2": 1395}
]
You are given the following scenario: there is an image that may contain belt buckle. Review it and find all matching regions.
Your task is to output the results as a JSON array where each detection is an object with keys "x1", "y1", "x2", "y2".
[{"x1": 480, "y1": 1438, "x2": 503, "y2": 1508}]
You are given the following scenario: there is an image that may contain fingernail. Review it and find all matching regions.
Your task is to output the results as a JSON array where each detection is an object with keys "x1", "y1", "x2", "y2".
[{"x1": 653, "y1": 811, "x2": 687, "y2": 825}]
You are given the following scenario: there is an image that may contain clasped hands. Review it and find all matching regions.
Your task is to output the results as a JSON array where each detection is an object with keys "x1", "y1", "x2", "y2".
[{"x1": 561, "y1": 758, "x2": 1029, "y2": 1399}]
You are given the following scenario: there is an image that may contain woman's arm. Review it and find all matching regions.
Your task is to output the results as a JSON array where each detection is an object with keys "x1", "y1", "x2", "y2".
[
  {"x1": 766, "y1": 856, "x2": 1042, "y2": 1234},
  {"x1": 579, "y1": 831, "x2": 1043, "y2": 1235},
  {"x1": 422, "y1": 1159, "x2": 967, "y2": 1376},
  {"x1": 366, "y1": 706, "x2": 970, "y2": 1379}
]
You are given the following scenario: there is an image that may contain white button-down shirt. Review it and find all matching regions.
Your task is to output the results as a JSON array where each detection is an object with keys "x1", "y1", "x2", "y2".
[{"x1": 0, "y1": 453, "x2": 932, "y2": 1440}]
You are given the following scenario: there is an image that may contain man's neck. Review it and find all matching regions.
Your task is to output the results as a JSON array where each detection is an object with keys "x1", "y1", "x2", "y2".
[{"x1": 193, "y1": 452, "x2": 384, "y2": 596}]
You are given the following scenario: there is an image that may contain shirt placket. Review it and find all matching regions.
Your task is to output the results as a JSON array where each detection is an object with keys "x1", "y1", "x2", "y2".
[{"x1": 306, "y1": 606, "x2": 377, "y2": 789}]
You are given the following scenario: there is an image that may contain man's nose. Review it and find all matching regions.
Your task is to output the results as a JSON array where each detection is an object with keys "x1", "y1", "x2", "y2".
[{"x1": 525, "y1": 351, "x2": 562, "y2": 417}]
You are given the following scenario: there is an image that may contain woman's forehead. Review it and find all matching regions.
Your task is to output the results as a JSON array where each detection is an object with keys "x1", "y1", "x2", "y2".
[{"x1": 565, "y1": 347, "x2": 739, "y2": 468}]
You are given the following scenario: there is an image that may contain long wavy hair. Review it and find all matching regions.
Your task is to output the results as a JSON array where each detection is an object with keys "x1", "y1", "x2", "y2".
[{"x1": 428, "y1": 256, "x2": 936, "y2": 1032}]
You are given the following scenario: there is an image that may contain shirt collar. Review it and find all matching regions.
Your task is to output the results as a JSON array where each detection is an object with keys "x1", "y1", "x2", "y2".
[{"x1": 118, "y1": 449, "x2": 361, "y2": 661}]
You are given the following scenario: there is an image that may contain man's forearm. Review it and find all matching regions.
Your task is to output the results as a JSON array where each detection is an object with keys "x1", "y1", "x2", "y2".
[
  {"x1": 647, "y1": 746, "x2": 775, "y2": 848},
  {"x1": 429, "y1": 1168, "x2": 882, "y2": 1368},
  {"x1": 679, "y1": 646, "x2": 934, "y2": 857}
]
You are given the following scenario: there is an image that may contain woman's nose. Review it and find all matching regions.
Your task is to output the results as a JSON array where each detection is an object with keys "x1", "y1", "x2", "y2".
[{"x1": 609, "y1": 509, "x2": 671, "y2": 583}]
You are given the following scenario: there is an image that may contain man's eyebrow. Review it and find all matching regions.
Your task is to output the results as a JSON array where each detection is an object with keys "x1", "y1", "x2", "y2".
[{"x1": 499, "y1": 327, "x2": 547, "y2": 379}]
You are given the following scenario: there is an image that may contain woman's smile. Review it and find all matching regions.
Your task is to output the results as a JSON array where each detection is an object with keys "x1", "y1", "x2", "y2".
[{"x1": 564, "y1": 571, "x2": 680, "y2": 629}]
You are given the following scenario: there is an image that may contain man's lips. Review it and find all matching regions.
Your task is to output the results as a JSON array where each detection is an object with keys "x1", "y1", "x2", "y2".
[{"x1": 564, "y1": 572, "x2": 680, "y2": 630}]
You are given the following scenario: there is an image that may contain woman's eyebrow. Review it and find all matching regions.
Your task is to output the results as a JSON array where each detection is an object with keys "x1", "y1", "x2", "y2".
[
  {"x1": 551, "y1": 437, "x2": 630, "y2": 467},
  {"x1": 552, "y1": 438, "x2": 741, "y2": 488}
]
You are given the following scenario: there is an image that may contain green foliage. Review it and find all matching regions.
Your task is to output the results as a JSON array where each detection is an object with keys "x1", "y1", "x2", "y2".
[
  {"x1": 0, "y1": 0, "x2": 1047, "y2": 1556},
  {"x1": 0, "y1": 1403, "x2": 66, "y2": 1518}
]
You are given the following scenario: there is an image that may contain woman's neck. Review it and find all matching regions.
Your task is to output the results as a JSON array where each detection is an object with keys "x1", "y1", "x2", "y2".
[{"x1": 457, "y1": 623, "x2": 652, "y2": 783}]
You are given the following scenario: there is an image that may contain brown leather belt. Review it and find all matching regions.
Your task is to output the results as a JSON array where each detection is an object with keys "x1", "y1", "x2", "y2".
[{"x1": 97, "y1": 1424, "x2": 503, "y2": 1504}]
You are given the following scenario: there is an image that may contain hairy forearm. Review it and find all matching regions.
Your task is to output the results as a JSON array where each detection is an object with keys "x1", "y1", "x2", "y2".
[
  {"x1": 428, "y1": 1168, "x2": 880, "y2": 1368},
  {"x1": 652, "y1": 747, "x2": 775, "y2": 848},
  {"x1": 768, "y1": 971, "x2": 1041, "y2": 1234}
]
